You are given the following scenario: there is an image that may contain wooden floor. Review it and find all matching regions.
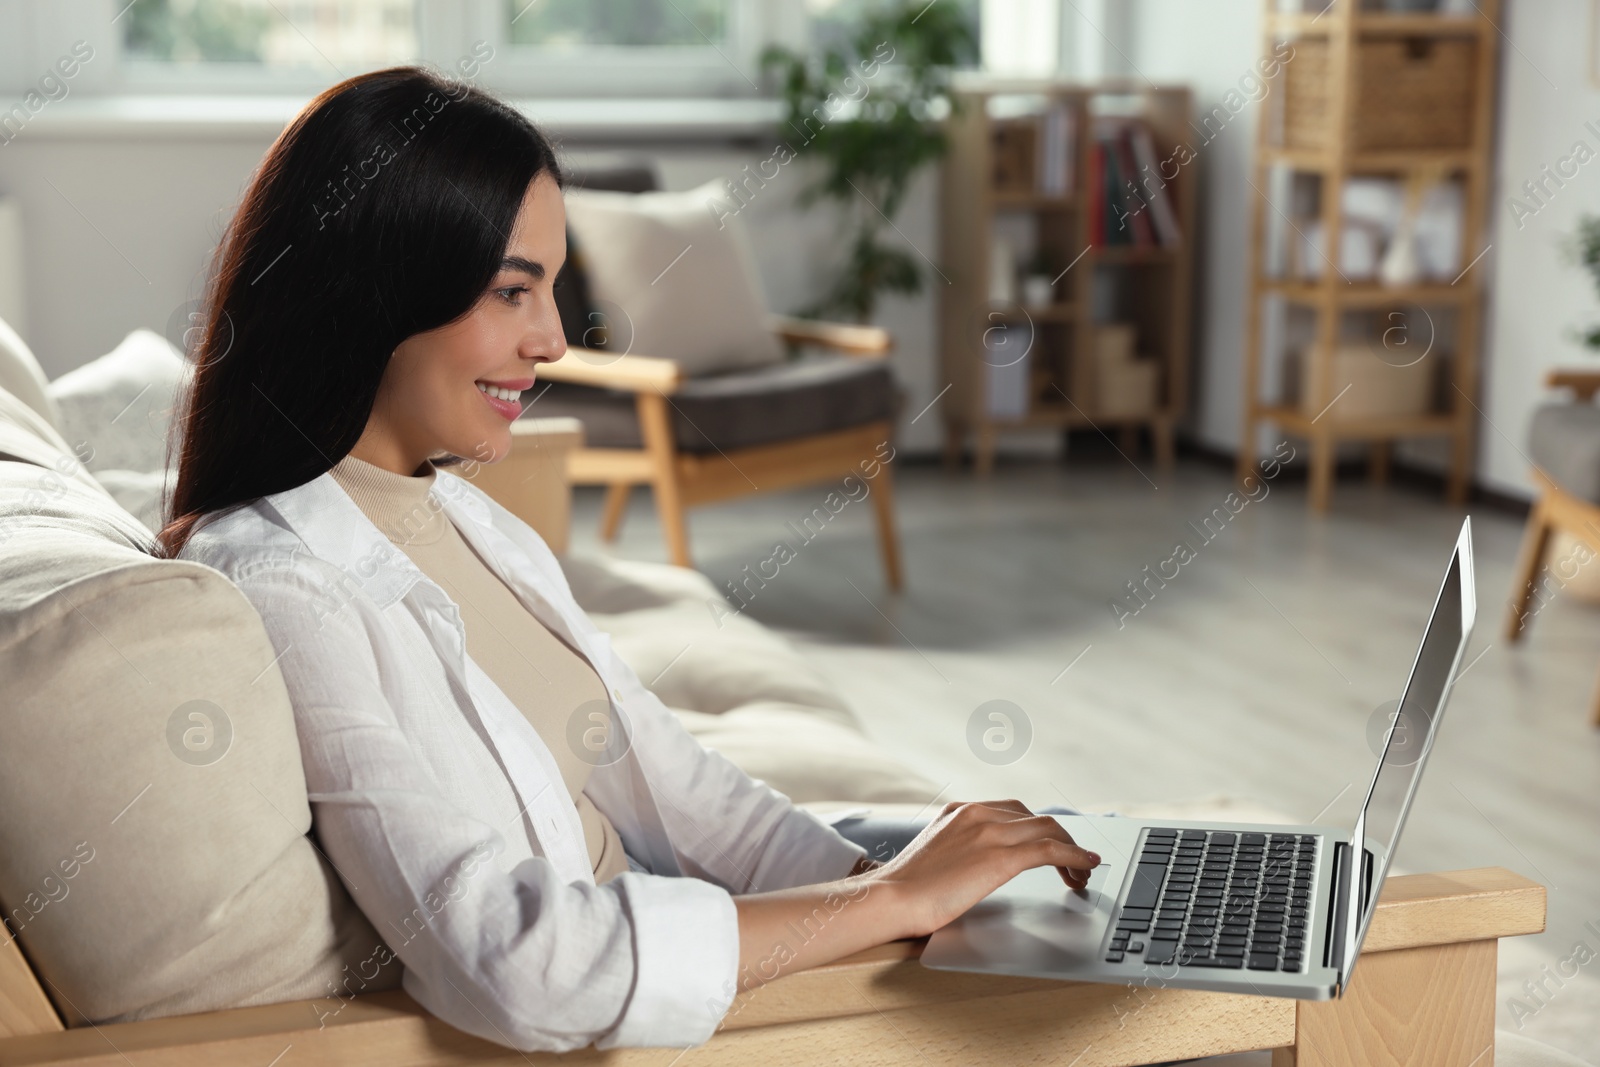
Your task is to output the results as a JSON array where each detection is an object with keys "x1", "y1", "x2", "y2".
[{"x1": 571, "y1": 457, "x2": 1600, "y2": 1062}]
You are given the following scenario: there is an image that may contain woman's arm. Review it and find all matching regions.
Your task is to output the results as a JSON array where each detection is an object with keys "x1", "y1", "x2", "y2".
[{"x1": 733, "y1": 800, "x2": 1100, "y2": 991}]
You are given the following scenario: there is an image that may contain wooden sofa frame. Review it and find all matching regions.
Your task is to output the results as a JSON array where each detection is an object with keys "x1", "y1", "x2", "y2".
[
  {"x1": 1504, "y1": 369, "x2": 1600, "y2": 726},
  {"x1": 0, "y1": 866, "x2": 1543, "y2": 1066},
  {"x1": 534, "y1": 314, "x2": 904, "y2": 591}
]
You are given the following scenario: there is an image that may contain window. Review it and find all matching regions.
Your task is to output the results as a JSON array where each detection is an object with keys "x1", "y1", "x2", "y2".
[
  {"x1": 122, "y1": 0, "x2": 417, "y2": 67},
  {"x1": 108, "y1": 0, "x2": 418, "y2": 90},
  {"x1": 504, "y1": 0, "x2": 730, "y2": 50}
]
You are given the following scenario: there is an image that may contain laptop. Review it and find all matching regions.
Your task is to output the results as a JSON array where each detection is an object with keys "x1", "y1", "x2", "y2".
[{"x1": 921, "y1": 517, "x2": 1476, "y2": 999}]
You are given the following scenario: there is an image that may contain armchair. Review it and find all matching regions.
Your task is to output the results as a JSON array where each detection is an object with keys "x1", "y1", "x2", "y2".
[
  {"x1": 1504, "y1": 369, "x2": 1600, "y2": 725},
  {"x1": 523, "y1": 165, "x2": 904, "y2": 590}
]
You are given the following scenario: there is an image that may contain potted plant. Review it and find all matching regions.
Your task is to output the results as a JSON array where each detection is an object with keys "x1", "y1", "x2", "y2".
[{"x1": 761, "y1": 2, "x2": 977, "y2": 324}]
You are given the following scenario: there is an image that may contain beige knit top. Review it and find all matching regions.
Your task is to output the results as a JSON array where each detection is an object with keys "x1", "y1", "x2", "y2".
[{"x1": 328, "y1": 453, "x2": 630, "y2": 883}]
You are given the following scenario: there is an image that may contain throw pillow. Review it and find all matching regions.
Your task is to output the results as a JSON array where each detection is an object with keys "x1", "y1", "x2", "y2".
[
  {"x1": 562, "y1": 178, "x2": 784, "y2": 376},
  {"x1": 0, "y1": 313, "x2": 59, "y2": 429},
  {"x1": 48, "y1": 329, "x2": 188, "y2": 474}
]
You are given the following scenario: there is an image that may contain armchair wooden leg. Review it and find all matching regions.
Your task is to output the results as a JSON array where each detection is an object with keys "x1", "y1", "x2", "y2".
[
  {"x1": 1308, "y1": 433, "x2": 1335, "y2": 513},
  {"x1": 1270, "y1": 939, "x2": 1496, "y2": 1067},
  {"x1": 942, "y1": 420, "x2": 965, "y2": 470},
  {"x1": 1152, "y1": 417, "x2": 1176, "y2": 469},
  {"x1": 599, "y1": 483, "x2": 632, "y2": 543},
  {"x1": 975, "y1": 424, "x2": 997, "y2": 478},
  {"x1": 1368, "y1": 441, "x2": 1391, "y2": 487},
  {"x1": 635, "y1": 392, "x2": 693, "y2": 569},
  {"x1": 1504, "y1": 492, "x2": 1553, "y2": 644},
  {"x1": 870, "y1": 465, "x2": 904, "y2": 593}
]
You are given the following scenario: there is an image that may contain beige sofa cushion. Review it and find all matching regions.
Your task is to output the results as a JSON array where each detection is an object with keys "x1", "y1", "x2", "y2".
[
  {"x1": 564, "y1": 556, "x2": 942, "y2": 805},
  {"x1": 45, "y1": 328, "x2": 187, "y2": 474},
  {"x1": 0, "y1": 313, "x2": 58, "y2": 429},
  {"x1": 0, "y1": 396, "x2": 399, "y2": 1027},
  {"x1": 675, "y1": 704, "x2": 942, "y2": 805}
]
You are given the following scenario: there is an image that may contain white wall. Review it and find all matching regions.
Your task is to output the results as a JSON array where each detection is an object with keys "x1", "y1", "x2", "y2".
[{"x1": 1124, "y1": 0, "x2": 1263, "y2": 457}]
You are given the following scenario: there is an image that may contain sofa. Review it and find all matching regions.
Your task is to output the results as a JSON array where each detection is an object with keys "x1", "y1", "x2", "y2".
[{"x1": 0, "y1": 316, "x2": 939, "y2": 1033}]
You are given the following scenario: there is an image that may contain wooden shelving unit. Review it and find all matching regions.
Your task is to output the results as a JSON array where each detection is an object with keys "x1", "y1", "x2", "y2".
[
  {"x1": 938, "y1": 77, "x2": 1196, "y2": 475},
  {"x1": 1238, "y1": 0, "x2": 1501, "y2": 511}
]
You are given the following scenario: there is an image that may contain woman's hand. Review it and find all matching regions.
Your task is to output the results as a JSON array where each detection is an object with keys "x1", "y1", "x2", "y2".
[
  {"x1": 734, "y1": 799, "x2": 1098, "y2": 994},
  {"x1": 860, "y1": 800, "x2": 1102, "y2": 940}
]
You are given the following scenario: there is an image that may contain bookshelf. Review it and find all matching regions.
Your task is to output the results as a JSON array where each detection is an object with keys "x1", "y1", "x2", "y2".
[
  {"x1": 938, "y1": 77, "x2": 1196, "y2": 475},
  {"x1": 1238, "y1": 0, "x2": 1501, "y2": 511}
]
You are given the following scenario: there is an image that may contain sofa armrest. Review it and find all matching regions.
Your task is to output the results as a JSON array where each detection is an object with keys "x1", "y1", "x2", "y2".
[
  {"x1": 466, "y1": 417, "x2": 583, "y2": 554},
  {"x1": 1547, "y1": 369, "x2": 1600, "y2": 402},
  {"x1": 769, "y1": 315, "x2": 893, "y2": 359},
  {"x1": 0, "y1": 866, "x2": 1544, "y2": 1065},
  {"x1": 537, "y1": 350, "x2": 683, "y2": 394}
]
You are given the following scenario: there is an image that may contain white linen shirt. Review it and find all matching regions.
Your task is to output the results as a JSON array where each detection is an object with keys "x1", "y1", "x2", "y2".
[{"x1": 178, "y1": 462, "x2": 867, "y2": 1052}]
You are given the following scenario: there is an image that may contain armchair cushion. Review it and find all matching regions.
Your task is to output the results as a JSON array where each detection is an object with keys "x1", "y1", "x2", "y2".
[
  {"x1": 1529, "y1": 401, "x2": 1600, "y2": 503},
  {"x1": 562, "y1": 178, "x2": 785, "y2": 377},
  {"x1": 527, "y1": 351, "x2": 900, "y2": 453}
]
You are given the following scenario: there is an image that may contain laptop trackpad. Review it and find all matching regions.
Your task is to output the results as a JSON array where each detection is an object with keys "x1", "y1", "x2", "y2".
[{"x1": 922, "y1": 863, "x2": 1112, "y2": 975}]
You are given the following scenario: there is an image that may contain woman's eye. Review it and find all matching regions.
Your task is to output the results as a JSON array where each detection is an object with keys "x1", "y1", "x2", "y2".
[{"x1": 496, "y1": 286, "x2": 529, "y2": 305}]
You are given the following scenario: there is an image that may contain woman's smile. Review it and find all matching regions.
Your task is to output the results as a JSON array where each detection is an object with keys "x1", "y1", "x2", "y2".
[{"x1": 475, "y1": 377, "x2": 533, "y2": 421}]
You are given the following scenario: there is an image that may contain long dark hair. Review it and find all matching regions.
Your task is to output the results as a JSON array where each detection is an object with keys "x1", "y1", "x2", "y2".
[{"x1": 155, "y1": 65, "x2": 564, "y2": 559}]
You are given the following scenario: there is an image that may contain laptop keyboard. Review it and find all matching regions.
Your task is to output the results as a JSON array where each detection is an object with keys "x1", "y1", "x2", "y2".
[{"x1": 1104, "y1": 828, "x2": 1317, "y2": 972}]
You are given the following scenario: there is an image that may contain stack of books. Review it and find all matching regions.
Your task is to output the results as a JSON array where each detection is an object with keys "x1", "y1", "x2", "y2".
[{"x1": 1088, "y1": 117, "x2": 1183, "y2": 249}]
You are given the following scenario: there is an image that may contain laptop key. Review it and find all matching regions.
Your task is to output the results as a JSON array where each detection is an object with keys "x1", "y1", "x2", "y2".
[
  {"x1": 1144, "y1": 939, "x2": 1178, "y2": 965},
  {"x1": 1247, "y1": 953, "x2": 1279, "y2": 970},
  {"x1": 1183, "y1": 956, "x2": 1245, "y2": 969},
  {"x1": 1104, "y1": 950, "x2": 1125, "y2": 963},
  {"x1": 1126, "y1": 863, "x2": 1167, "y2": 910}
]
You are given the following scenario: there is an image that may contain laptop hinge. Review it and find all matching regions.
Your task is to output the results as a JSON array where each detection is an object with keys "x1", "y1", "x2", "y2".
[{"x1": 1323, "y1": 841, "x2": 1352, "y2": 976}]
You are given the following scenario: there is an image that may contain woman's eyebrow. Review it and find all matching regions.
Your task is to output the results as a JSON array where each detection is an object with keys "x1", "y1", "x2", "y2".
[{"x1": 500, "y1": 254, "x2": 545, "y2": 280}]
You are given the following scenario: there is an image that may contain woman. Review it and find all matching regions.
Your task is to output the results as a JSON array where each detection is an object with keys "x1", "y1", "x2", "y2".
[{"x1": 160, "y1": 66, "x2": 1100, "y2": 1053}]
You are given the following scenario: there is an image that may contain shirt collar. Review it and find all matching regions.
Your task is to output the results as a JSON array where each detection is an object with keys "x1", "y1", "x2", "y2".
[{"x1": 261, "y1": 462, "x2": 495, "y2": 609}]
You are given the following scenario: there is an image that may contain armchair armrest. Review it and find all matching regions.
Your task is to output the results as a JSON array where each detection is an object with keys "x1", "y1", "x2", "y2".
[
  {"x1": 769, "y1": 315, "x2": 893, "y2": 358},
  {"x1": 538, "y1": 350, "x2": 683, "y2": 394},
  {"x1": 1547, "y1": 368, "x2": 1600, "y2": 402},
  {"x1": 467, "y1": 417, "x2": 583, "y2": 554}
]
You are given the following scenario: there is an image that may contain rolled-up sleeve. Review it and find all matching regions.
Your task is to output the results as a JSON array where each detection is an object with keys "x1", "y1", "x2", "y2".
[
  {"x1": 234, "y1": 562, "x2": 741, "y2": 1051},
  {"x1": 581, "y1": 625, "x2": 870, "y2": 895}
]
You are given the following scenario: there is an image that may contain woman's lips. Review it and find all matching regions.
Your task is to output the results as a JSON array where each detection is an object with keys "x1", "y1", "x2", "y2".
[{"x1": 477, "y1": 388, "x2": 523, "y2": 421}]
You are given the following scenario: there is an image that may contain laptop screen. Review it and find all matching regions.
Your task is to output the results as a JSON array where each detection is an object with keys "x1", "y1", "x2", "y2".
[{"x1": 1349, "y1": 520, "x2": 1476, "y2": 958}]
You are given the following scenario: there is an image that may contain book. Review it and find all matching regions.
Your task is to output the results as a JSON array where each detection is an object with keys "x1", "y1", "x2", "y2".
[
  {"x1": 1088, "y1": 140, "x2": 1105, "y2": 246},
  {"x1": 1113, "y1": 132, "x2": 1156, "y2": 247},
  {"x1": 1129, "y1": 123, "x2": 1182, "y2": 248}
]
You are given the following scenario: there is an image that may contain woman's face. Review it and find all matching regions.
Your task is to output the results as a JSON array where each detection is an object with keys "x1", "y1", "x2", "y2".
[{"x1": 355, "y1": 170, "x2": 568, "y2": 475}]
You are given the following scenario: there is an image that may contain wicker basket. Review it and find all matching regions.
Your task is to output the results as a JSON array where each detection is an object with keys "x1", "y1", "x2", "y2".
[
  {"x1": 1290, "y1": 343, "x2": 1435, "y2": 419},
  {"x1": 1283, "y1": 36, "x2": 1477, "y2": 152}
]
